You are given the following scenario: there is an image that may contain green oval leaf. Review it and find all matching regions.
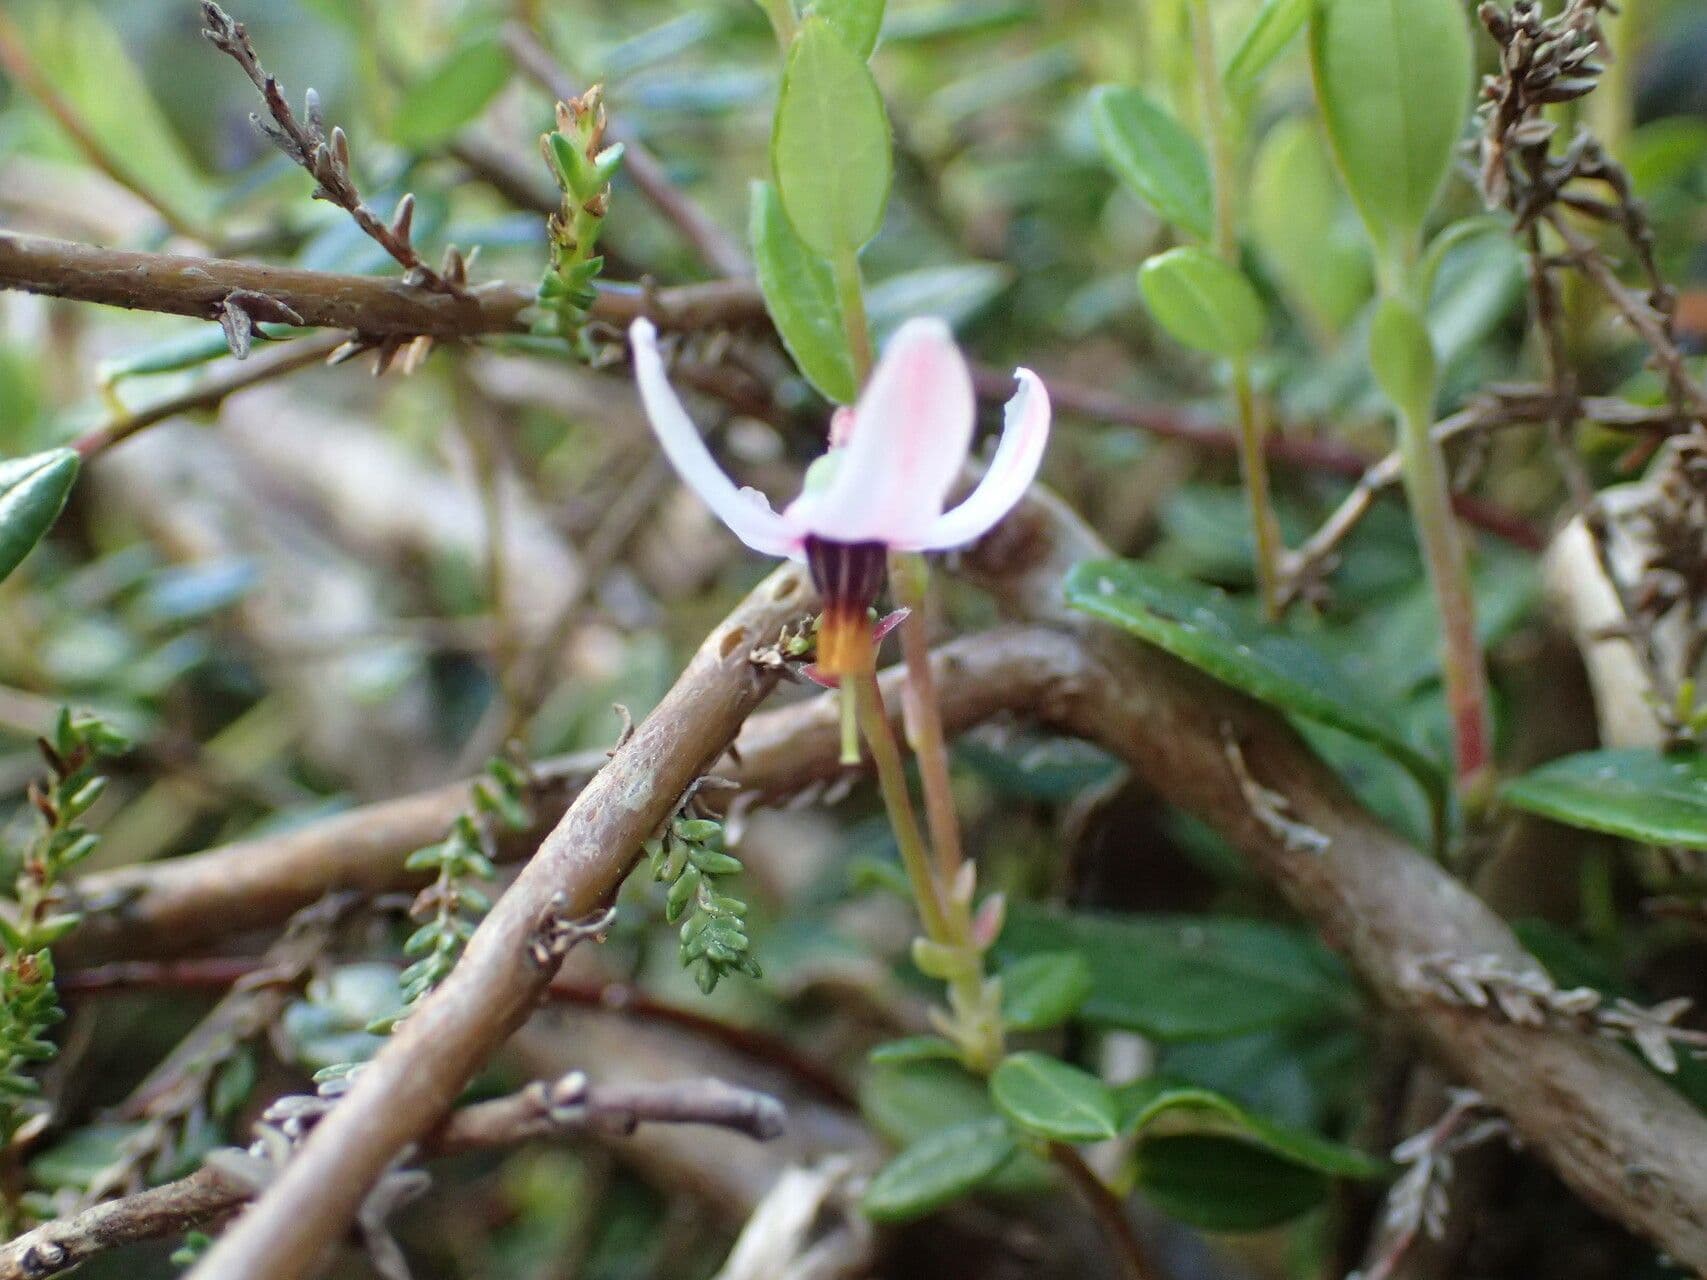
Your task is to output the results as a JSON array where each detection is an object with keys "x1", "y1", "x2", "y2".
[
  {"x1": 1090, "y1": 85, "x2": 1213, "y2": 241},
  {"x1": 1223, "y1": 0, "x2": 1311, "y2": 92},
  {"x1": 869, "y1": 1035, "x2": 963, "y2": 1065},
  {"x1": 1249, "y1": 119, "x2": 1372, "y2": 338},
  {"x1": 772, "y1": 16, "x2": 893, "y2": 257},
  {"x1": 998, "y1": 906, "x2": 1354, "y2": 1041},
  {"x1": 1117, "y1": 1078, "x2": 1383, "y2": 1179},
  {"x1": 1064, "y1": 559, "x2": 1445, "y2": 811},
  {"x1": 861, "y1": 1117, "x2": 1017, "y2": 1222},
  {"x1": 999, "y1": 951, "x2": 1094, "y2": 1032},
  {"x1": 991, "y1": 1052, "x2": 1120, "y2": 1143},
  {"x1": 1137, "y1": 1135, "x2": 1330, "y2": 1232},
  {"x1": 0, "y1": 450, "x2": 79, "y2": 586},
  {"x1": 1368, "y1": 296, "x2": 1437, "y2": 421},
  {"x1": 749, "y1": 181, "x2": 859, "y2": 403},
  {"x1": 1309, "y1": 0, "x2": 1473, "y2": 256},
  {"x1": 1502, "y1": 749, "x2": 1707, "y2": 850},
  {"x1": 804, "y1": 0, "x2": 886, "y2": 59},
  {"x1": 393, "y1": 37, "x2": 511, "y2": 148},
  {"x1": 1138, "y1": 248, "x2": 1266, "y2": 357}
]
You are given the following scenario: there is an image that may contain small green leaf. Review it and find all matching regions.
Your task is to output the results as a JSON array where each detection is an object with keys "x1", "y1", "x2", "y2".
[
  {"x1": 0, "y1": 450, "x2": 79, "y2": 586},
  {"x1": 393, "y1": 37, "x2": 511, "y2": 148},
  {"x1": 1065, "y1": 559, "x2": 1444, "y2": 806},
  {"x1": 1309, "y1": 0, "x2": 1473, "y2": 257},
  {"x1": 1223, "y1": 0, "x2": 1310, "y2": 92},
  {"x1": 1137, "y1": 1135, "x2": 1330, "y2": 1232},
  {"x1": 1368, "y1": 296, "x2": 1438, "y2": 421},
  {"x1": 771, "y1": 16, "x2": 893, "y2": 257},
  {"x1": 998, "y1": 906, "x2": 1353, "y2": 1041},
  {"x1": 805, "y1": 0, "x2": 886, "y2": 59},
  {"x1": 1502, "y1": 749, "x2": 1707, "y2": 850},
  {"x1": 1138, "y1": 248, "x2": 1266, "y2": 357},
  {"x1": 990, "y1": 1053, "x2": 1119, "y2": 1143},
  {"x1": 861, "y1": 1117, "x2": 1017, "y2": 1222},
  {"x1": 1090, "y1": 85, "x2": 1213, "y2": 241},
  {"x1": 1249, "y1": 119, "x2": 1372, "y2": 338},
  {"x1": 750, "y1": 181, "x2": 859, "y2": 404},
  {"x1": 999, "y1": 951, "x2": 1093, "y2": 1032},
  {"x1": 869, "y1": 1035, "x2": 963, "y2": 1065},
  {"x1": 1117, "y1": 1078, "x2": 1382, "y2": 1178}
]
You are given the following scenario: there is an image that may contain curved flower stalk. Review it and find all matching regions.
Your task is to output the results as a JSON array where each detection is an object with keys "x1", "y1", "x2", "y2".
[{"x1": 629, "y1": 315, "x2": 1051, "y2": 686}]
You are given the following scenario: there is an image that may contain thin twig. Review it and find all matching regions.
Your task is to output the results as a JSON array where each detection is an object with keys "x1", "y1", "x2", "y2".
[
  {"x1": 185, "y1": 566, "x2": 812, "y2": 1280},
  {"x1": 199, "y1": 2, "x2": 463, "y2": 296},
  {"x1": 0, "y1": 1073, "x2": 784, "y2": 1280},
  {"x1": 1049, "y1": 1144, "x2": 1152, "y2": 1280},
  {"x1": 0, "y1": 231, "x2": 766, "y2": 339},
  {"x1": 72, "y1": 331, "x2": 348, "y2": 458}
]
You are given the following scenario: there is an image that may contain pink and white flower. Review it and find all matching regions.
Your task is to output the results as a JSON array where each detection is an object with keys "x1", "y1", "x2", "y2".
[{"x1": 629, "y1": 316, "x2": 1051, "y2": 675}]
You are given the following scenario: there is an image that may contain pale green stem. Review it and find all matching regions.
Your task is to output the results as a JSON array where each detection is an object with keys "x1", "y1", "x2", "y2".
[
  {"x1": 1397, "y1": 398, "x2": 1492, "y2": 800},
  {"x1": 855, "y1": 672, "x2": 1003, "y2": 1068},
  {"x1": 832, "y1": 246, "x2": 876, "y2": 385},
  {"x1": 887, "y1": 553, "x2": 968, "y2": 907},
  {"x1": 839, "y1": 682, "x2": 860, "y2": 766},
  {"x1": 1231, "y1": 359, "x2": 1283, "y2": 619},
  {"x1": 1187, "y1": 0, "x2": 1283, "y2": 619},
  {"x1": 853, "y1": 674, "x2": 950, "y2": 941}
]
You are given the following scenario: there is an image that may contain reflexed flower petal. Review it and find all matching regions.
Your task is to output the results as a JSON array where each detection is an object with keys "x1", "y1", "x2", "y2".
[
  {"x1": 916, "y1": 368, "x2": 1051, "y2": 550},
  {"x1": 629, "y1": 319, "x2": 796, "y2": 556},
  {"x1": 787, "y1": 317, "x2": 975, "y2": 545}
]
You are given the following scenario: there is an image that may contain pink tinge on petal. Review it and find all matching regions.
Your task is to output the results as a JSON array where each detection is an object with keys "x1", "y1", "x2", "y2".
[
  {"x1": 791, "y1": 318, "x2": 976, "y2": 546},
  {"x1": 916, "y1": 366, "x2": 1051, "y2": 551},
  {"x1": 628, "y1": 319, "x2": 799, "y2": 557}
]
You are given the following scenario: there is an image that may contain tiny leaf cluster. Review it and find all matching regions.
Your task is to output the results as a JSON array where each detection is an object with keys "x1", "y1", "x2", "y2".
[
  {"x1": 0, "y1": 710, "x2": 128, "y2": 1143},
  {"x1": 646, "y1": 815, "x2": 760, "y2": 994},
  {"x1": 536, "y1": 89, "x2": 625, "y2": 338},
  {"x1": 371, "y1": 757, "x2": 532, "y2": 1032}
]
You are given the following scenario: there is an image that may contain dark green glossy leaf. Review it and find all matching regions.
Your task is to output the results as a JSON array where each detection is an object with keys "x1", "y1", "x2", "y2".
[
  {"x1": 750, "y1": 181, "x2": 858, "y2": 403},
  {"x1": 861, "y1": 1117, "x2": 1017, "y2": 1221},
  {"x1": 1136, "y1": 1135, "x2": 1330, "y2": 1232},
  {"x1": 1000, "y1": 951, "x2": 1094, "y2": 1032},
  {"x1": 1502, "y1": 749, "x2": 1707, "y2": 849},
  {"x1": 1117, "y1": 1078, "x2": 1382, "y2": 1178},
  {"x1": 997, "y1": 906, "x2": 1353, "y2": 1041},
  {"x1": 1091, "y1": 86, "x2": 1212, "y2": 241},
  {"x1": 1065, "y1": 559, "x2": 1444, "y2": 808},
  {"x1": 990, "y1": 1053, "x2": 1119, "y2": 1142},
  {"x1": 0, "y1": 450, "x2": 79, "y2": 586}
]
